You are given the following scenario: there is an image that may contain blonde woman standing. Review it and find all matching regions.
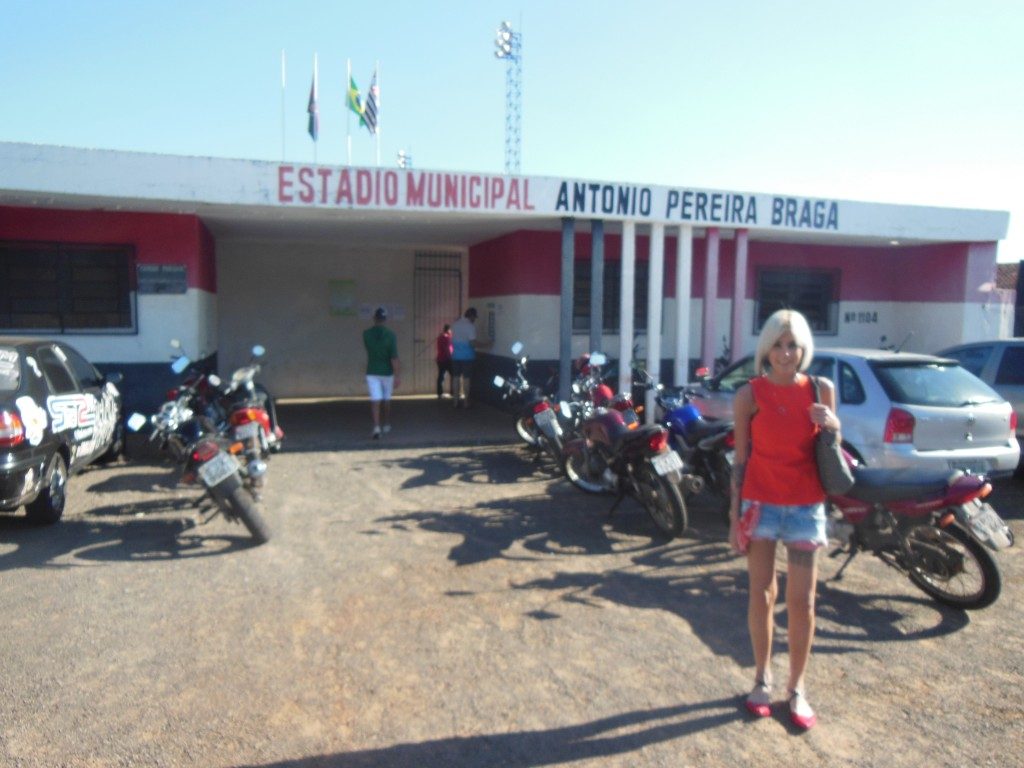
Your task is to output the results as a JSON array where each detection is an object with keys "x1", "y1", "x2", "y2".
[{"x1": 728, "y1": 309, "x2": 841, "y2": 730}]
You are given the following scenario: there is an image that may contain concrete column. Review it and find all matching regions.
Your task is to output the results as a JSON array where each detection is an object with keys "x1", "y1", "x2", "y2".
[
  {"x1": 560, "y1": 217, "x2": 575, "y2": 401},
  {"x1": 674, "y1": 225, "x2": 693, "y2": 385},
  {"x1": 618, "y1": 221, "x2": 636, "y2": 397},
  {"x1": 731, "y1": 228, "x2": 749, "y2": 364},
  {"x1": 645, "y1": 223, "x2": 665, "y2": 422},
  {"x1": 590, "y1": 219, "x2": 605, "y2": 355},
  {"x1": 701, "y1": 227, "x2": 720, "y2": 371}
]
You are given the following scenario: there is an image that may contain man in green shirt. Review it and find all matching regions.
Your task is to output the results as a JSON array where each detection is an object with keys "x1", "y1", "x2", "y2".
[{"x1": 363, "y1": 306, "x2": 400, "y2": 439}]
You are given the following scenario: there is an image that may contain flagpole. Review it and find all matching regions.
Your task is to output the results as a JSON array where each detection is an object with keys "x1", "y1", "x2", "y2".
[
  {"x1": 280, "y1": 49, "x2": 287, "y2": 161},
  {"x1": 313, "y1": 52, "x2": 318, "y2": 165},
  {"x1": 375, "y1": 60, "x2": 381, "y2": 167},
  {"x1": 346, "y1": 58, "x2": 352, "y2": 166}
]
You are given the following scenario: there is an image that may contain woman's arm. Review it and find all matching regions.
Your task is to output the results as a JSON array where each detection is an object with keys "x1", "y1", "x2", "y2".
[{"x1": 730, "y1": 383, "x2": 755, "y2": 524}]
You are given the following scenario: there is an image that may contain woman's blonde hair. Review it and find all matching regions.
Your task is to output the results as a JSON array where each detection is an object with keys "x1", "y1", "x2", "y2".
[{"x1": 754, "y1": 309, "x2": 814, "y2": 375}]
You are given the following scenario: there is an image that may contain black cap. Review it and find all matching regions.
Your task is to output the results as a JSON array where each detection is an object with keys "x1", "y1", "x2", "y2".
[{"x1": 374, "y1": 306, "x2": 388, "y2": 321}]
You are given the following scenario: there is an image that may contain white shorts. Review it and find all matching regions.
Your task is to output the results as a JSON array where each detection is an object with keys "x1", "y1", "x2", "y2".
[{"x1": 366, "y1": 375, "x2": 394, "y2": 402}]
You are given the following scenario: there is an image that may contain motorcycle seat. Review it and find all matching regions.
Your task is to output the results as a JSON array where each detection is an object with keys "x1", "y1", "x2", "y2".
[
  {"x1": 842, "y1": 468, "x2": 964, "y2": 503},
  {"x1": 685, "y1": 419, "x2": 732, "y2": 442}
]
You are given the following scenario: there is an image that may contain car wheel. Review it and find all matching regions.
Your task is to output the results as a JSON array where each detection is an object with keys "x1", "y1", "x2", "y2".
[{"x1": 25, "y1": 453, "x2": 68, "y2": 525}]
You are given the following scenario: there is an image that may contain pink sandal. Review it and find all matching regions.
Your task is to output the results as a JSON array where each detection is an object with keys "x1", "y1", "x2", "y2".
[
  {"x1": 745, "y1": 680, "x2": 772, "y2": 718},
  {"x1": 788, "y1": 690, "x2": 817, "y2": 730}
]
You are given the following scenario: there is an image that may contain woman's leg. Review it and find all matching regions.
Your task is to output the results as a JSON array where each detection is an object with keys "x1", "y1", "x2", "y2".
[
  {"x1": 747, "y1": 538, "x2": 778, "y2": 683},
  {"x1": 784, "y1": 546, "x2": 819, "y2": 693}
]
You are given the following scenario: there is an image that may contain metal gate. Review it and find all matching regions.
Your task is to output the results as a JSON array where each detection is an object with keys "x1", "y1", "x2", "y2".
[{"x1": 413, "y1": 253, "x2": 462, "y2": 394}]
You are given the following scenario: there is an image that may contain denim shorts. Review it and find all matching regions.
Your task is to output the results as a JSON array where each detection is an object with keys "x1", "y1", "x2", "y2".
[{"x1": 743, "y1": 500, "x2": 828, "y2": 550}]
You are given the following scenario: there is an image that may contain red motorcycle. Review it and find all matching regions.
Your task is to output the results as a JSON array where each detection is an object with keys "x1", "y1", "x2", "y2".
[
  {"x1": 562, "y1": 368, "x2": 693, "y2": 538},
  {"x1": 827, "y1": 464, "x2": 1012, "y2": 609}
]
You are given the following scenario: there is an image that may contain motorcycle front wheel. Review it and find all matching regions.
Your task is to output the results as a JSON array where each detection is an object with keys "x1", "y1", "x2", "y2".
[
  {"x1": 904, "y1": 523, "x2": 1000, "y2": 610},
  {"x1": 563, "y1": 449, "x2": 609, "y2": 494},
  {"x1": 634, "y1": 463, "x2": 687, "y2": 539},
  {"x1": 225, "y1": 486, "x2": 271, "y2": 545},
  {"x1": 515, "y1": 415, "x2": 540, "y2": 447}
]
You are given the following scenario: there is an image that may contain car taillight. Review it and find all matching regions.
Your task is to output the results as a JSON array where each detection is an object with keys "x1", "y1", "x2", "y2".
[
  {"x1": 1011, "y1": 412, "x2": 1018, "y2": 435},
  {"x1": 0, "y1": 410, "x2": 25, "y2": 447},
  {"x1": 532, "y1": 401, "x2": 551, "y2": 415},
  {"x1": 884, "y1": 407, "x2": 915, "y2": 443},
  {"x1": 647, "y1": 430, "x2": 669, "y2": 453}
]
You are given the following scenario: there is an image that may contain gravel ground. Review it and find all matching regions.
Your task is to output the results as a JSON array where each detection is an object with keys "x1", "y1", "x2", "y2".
[{"x1": 0, "y1": 434, "x2": 1021, "y2": 768}]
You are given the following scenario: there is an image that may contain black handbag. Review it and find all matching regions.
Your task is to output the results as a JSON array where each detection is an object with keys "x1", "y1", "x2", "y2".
[{"x1": 810, "y1": 377, "x2": 855, "y2": 495}]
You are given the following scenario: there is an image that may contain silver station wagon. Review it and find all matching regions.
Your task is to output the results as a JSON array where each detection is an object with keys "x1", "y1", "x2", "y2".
[{"x1": 686, "y1": 348, "x2": 1020, "y2": 478}]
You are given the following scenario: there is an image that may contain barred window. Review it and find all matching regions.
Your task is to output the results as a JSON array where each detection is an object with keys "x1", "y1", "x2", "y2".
[
  {"x1": 0, "y1": 243, "x2": 136, "y2": 332},
  {"x1": 755, "y1": 268, "x2": 838, "y2": 334},
  {"x1": 573, "y1": 260, "x2": 649, "y2": 333}
]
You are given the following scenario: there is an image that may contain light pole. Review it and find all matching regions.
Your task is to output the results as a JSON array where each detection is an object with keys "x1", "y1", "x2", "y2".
[{"x1": 493, "y1": 20, "x2": 522, "y2": 175}]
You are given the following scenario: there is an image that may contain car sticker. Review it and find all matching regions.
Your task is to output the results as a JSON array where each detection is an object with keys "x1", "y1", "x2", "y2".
[
  {"x1": 0, "y1": 349, "x2": 17, "y2": 363},
  {"x1": 16, "y1": 396, "x2": 48, "y2": 446},
  {"x1": 25, "y1": 356, "x2": 42, "y2": 378}
]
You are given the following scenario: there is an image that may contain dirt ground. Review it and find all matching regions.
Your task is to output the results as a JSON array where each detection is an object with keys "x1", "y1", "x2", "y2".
[{"x1": 0, "y1": 402, "x2": 1021, "y2": 767}]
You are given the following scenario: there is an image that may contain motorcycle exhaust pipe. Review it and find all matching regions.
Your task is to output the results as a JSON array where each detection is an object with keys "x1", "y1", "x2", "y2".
[{"x1": 682, "y1": 473, "x2": 705, "y2": 494}]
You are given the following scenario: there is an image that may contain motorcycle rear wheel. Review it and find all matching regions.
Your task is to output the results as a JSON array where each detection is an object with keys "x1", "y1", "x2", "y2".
[
  {"x1": 904, "y1": 524, "x2": 1000, "y2": 610},
  {"x1": 635, "y1": 464, "x2": 687, "y2": 539},
  {"x1": 705, "y1": 452, "x2": 733, "y2": 522},
  {"x1": 226, "y1": 486, "x2": 271, "y2": 544}
]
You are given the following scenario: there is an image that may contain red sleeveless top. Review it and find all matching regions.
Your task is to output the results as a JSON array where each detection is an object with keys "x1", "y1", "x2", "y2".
[{"x1": 741, "y1": 374, "x2": 825, "y2": 505}]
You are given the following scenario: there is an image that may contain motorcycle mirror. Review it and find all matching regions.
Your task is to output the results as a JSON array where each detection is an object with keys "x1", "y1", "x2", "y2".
[
  {"x1": 170, "y1": 339, "x2": 182, "y2": 350},
  {"x1": 511, "y1": 341, "x2": 524, "y2": 355},
  {"x1": 126, "y1": 413, "x2": 148, "y2": 432},
  {"x1": 171, "y1": 356, "x2": 191, "y2": 374},
  {"x1": 251, "y1": 344, "x2": 266, "y2": 358},
  {"x1": 590, "y1": 352, "x2": 607, "y2": 367},
  {"x1": 208, "y1": 374, "x2": 222, "y2": 387},
  {"x1": 493, "y1": 375, "x2": 506, "y2": 387}
]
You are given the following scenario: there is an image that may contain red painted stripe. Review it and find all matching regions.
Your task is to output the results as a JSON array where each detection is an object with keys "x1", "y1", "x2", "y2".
[{"x1": 0, "y1": 206, "x2": 217, "y2": 292}]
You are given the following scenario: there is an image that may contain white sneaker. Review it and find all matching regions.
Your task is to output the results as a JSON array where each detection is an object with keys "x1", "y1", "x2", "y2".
[{"x1": 372, "y1": 427, "x2": 381, "y2": 439}]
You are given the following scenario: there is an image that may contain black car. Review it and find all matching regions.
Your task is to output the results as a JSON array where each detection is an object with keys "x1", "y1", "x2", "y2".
[{"x1": 0, "y1": 337, "x2": 124, "y2": 524}]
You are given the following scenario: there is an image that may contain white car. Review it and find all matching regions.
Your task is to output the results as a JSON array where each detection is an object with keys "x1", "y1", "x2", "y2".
[{"x1": 685, "y1": 348, "x2": 1020, "y2": 478}]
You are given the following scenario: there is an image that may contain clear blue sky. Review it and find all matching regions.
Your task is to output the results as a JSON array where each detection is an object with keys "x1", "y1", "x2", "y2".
[{"x1": 3, "y1": 0, "x2": 1022, "y2": 262}]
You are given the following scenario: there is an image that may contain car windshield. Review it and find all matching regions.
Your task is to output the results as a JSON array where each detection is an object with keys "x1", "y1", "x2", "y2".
[
  {"x1": 870, "y1": 361, "x2": 1002, "y2": 407},
  {"x1": 0, "y1": 348, "x2": 20, "y2": 392}
]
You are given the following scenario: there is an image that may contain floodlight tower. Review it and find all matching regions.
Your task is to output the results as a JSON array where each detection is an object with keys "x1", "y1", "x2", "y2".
[{"x1": 493, "y1": 20, "x2": 522, "y2": 175}]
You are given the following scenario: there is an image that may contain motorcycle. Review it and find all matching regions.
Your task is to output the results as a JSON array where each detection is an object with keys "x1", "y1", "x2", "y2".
[
  {"x1": 651, "y1": 379, "x2": 735, "y2": 520},
  {"x1": 562, "y1": 359, "x2": 697, "y2": 538},
  {"x1": 126, "y1": 343, "x2": 273, "y2": 544},
  {"x1": 827, "y1": 464, "x2": 1012, "y2": 609},
  {"x1": 493, "y1": 342, "x2": 564, "y2": 466}
]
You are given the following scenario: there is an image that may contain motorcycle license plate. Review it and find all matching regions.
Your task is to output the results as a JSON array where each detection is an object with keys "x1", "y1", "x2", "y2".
[
  {"x1": 234, "y1": 421, "x2": 260, "y2": 440},
  {"x1": 534, "y1": 408, "x2": 556, "y2": 429},
  {"x1": 197, "y1": 451, "x2": 239, "y2": 487},
  {"x1": 961, "y1": 502, "x2": 1013, "y2": 550},
  {"x1": 652, "y1": 450, "x2": 684, "y2": 476}
]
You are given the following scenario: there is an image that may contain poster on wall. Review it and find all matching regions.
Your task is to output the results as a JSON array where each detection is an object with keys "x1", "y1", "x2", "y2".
[{"x1": 329, "y1": 279, "x2": 356, "y2": 316}]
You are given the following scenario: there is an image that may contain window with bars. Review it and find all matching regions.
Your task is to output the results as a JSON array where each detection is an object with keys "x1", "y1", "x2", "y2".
[
  {"x1": 754, "y1": 268, "x2": 838, "y2": 334},
  {"x1": 0, "y1": 243, "x2": 136, "y2": 332},
  {"x1": 573, "y1": 259, "x2": 649, "y2": 333}
]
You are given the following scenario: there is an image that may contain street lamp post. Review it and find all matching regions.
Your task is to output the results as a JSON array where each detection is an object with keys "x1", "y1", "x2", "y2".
[{"x1": 493, "y1": 20, "x2": 522, "y2": 176}]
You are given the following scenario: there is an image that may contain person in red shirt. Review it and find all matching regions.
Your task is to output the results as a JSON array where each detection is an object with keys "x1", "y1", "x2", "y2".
[
  {"x1": 728, "y1": 309, "x2": 841, "y2": 731},
  {"x1": 435, "y1": 323, "x2": 453, "y2": 399}
]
